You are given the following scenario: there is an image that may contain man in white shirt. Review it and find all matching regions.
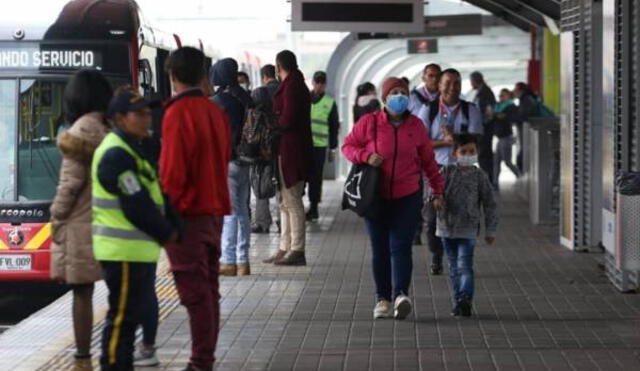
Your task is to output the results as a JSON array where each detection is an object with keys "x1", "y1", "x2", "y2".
[
  {"x1": 417, "y1": 68, "x2": 483, "y2": 275},
  {"x1": 408, "y1": 63, "x2": 442, "y2": 116}
]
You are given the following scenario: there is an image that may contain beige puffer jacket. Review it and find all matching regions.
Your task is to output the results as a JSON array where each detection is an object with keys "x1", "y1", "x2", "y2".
[{"x1": 50, "y1": 112, "x2": 108, "y2": 284}]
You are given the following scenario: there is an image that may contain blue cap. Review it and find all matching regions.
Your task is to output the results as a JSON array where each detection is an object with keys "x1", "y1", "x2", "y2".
[{"x1": 107, "y1": 89, "x2": 159, "y2": 119}]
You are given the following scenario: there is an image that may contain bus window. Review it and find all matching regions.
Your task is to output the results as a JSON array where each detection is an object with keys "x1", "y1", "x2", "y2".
[
  {"x1": 17, "y1": 79, "x2": 64, "y2": 201},
  {"x1": 0, "y1": 80, "x2": 17, "y2": 201}
]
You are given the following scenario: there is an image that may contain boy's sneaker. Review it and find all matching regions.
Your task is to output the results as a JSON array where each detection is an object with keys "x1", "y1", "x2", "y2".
[
  {"x1": 394, "y1": 295, "x2": 412, "y2": 320},
  {"x1": 134, "y1": 347, "x2": 159, "y2": 367},
  {"x1": 450, "y1": 302, "x2": 461, "y2": 317},
  {"x1": 373, "y1": 300, "x2": 393, "y2": 319},
  {"x1": 458, "y1": 298, "x2": 472, "y2": 317}
]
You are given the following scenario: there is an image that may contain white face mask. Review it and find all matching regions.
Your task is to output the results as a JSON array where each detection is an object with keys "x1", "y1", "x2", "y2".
[
  {"x1": 240, "y1": 83, "x2": 250, "y2": 91},
  {"x1": 456, "y1": 154, "x2": 478, "y2": 167},
  {"x1": 357, "y1": 94, "x2": 377, "y2": 107}
]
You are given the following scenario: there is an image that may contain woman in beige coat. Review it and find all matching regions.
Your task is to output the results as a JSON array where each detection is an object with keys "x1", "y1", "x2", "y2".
[{"x1": 50, "y1": 70, "x2": 113, "y2": 363}]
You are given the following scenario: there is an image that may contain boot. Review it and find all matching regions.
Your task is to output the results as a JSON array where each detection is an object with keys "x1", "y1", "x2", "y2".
[
  {"x1": 71, "y1": 357, "x2": 93, "y2": 371},
  {"x1": 219, "y1": 263, "x2": 237, "y2": 276},
  {"x1": 263, "y1": 250, "x2": 286, "y2": 264},
  {"x1": 274, "y1": 251, "x2": 306, "y2": 266},
  {"x1": 237, "y1": 263, "x2": 251, "y2": 276}
]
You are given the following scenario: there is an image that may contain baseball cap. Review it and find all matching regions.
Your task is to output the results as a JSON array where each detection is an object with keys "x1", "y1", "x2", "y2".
[{"x1": 106, "y1": 88, "x2": 160, "y2": 119}]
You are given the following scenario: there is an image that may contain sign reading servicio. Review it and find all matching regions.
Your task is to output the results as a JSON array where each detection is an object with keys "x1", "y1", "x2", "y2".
[{"x1": 0, "y1": 49, "x2": 101, "y2": 70}]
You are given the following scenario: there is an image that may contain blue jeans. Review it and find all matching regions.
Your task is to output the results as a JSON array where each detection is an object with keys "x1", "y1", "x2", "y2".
[
  {"x1": 221, "y1": 162, "x2": 251, "y2": 264},
  {"x1": 442, "y1": 238, "x2": 476, "y2": 301},
  {"x1": 364, "y1": 191, "x2": 422, "y2": 301}
]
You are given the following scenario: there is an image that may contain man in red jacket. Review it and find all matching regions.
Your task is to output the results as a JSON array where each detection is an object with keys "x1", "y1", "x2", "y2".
[
  {"x1": 160, "y1": 47, "x2": 231, "y2": 371},
  {"x1": 263, "y1": 50, "x2": 313, "y2": 266}
]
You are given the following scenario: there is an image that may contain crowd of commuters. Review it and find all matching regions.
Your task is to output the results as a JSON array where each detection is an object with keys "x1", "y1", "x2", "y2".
[{"x1": 49, "y1": 45, "x2": 548, "y2": 369}]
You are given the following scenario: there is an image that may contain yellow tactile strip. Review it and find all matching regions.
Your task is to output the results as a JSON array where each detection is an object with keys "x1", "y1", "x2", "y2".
[{"x1": 37, "y1": 260, "x2": 180, "y2": 370}]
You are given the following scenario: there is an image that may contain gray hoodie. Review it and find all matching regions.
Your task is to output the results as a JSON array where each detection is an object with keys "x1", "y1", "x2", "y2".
[{"x1": 436, "y1": 165, "x2": 498, "y2": 239}]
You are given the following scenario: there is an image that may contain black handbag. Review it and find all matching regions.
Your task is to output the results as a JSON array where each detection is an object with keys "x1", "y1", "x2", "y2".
[
  {"x1": 342, "y1": 116, "x2": 381, "y2": 218},
  {"x1": 251, "y1": 161, "x2": 277, "y2": 199}
]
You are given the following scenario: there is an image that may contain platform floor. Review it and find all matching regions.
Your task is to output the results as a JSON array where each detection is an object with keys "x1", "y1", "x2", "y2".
[{"x1": 5, "y1": 181, "x2": 640, "y2": 370}]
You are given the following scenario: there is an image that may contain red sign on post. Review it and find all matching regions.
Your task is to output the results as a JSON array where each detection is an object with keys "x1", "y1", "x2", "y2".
[{"x1": 407, "y1": 39, "x2": 439, "y2": 54}]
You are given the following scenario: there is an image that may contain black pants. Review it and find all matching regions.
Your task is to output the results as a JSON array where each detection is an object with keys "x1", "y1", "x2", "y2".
[
  {"x1": 478, "y1": 123, "x2": 494, "y2": 184},
  {"x1": 307, "y1": 147, "x2": 327, "y2": 207},
  {"x1": 100, "y1": 261, "x2": 156, "y2": 371},
  {"x1": 423, "y1": 199, "x2": 443, "y2": 266}
]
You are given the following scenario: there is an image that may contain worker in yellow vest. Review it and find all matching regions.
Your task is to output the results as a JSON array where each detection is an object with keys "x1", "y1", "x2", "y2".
[
  {"x1": 307, "y1": 71, "x2": 340, "y2": 221},
  {"x1": 93, "y1": 88, "x2": 178, "y2": 370}
]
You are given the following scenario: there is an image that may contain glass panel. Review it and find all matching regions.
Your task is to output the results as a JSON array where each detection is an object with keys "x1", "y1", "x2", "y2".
[
  {"x1": 18, "y1": 79, "x2": 66, "y2": 201},
  {"x1": 0, "y1": 80, "x2": 17, "y2": 201}
]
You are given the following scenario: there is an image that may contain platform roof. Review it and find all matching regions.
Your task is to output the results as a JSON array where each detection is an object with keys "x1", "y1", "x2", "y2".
[{"x1": 462, "y1": 0, "x2": 560, "y2": 31}]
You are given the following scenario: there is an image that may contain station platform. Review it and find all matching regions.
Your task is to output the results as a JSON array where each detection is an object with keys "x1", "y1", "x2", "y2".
[{"x1": 2, "y1": 181, "x2": 640, "y2": 370}]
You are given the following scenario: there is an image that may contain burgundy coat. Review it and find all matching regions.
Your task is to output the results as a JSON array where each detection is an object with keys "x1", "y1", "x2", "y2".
[{"x1": 273, "y1": 69, "x2": 313, "y2": 188}]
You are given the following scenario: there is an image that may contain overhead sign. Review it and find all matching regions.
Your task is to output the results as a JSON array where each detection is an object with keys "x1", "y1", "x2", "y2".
[
  {"x1": 291, "y1": 0, "x2": 424, "y2": 33},
  {"x1": 356, "y1": 14, "x2": 483, "y2": 40},
  {"x1": 407, "y1": 39, "x2": 438, "y2": 54},
  {"x1": 0, "y1": 48, "x2": 102, "y2": 70}
]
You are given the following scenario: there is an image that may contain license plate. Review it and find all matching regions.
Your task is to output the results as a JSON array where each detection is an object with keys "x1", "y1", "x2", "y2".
[{"x1": 0, "y1": 255, "x2": 32, "y2": 271}]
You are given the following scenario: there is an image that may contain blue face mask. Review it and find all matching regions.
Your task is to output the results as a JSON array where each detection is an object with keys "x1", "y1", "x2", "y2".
[{"x1": 386, "y1": 94, "x2": 409, "y2": 114}]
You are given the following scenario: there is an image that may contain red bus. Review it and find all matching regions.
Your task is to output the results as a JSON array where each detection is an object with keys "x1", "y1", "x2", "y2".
[{"x1": 0, "y1": 0, "x2": 217, "y2": 281}]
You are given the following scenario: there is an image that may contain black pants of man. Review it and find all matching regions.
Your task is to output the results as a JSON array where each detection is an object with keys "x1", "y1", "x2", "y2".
[
  {"x1": 307, "y1": 147, "x2": 327, "y2": 212},
  {"x1": 423, "y1": 199, "x2": 443, "y2": 270},
  {"x1": 100, "y1": 261, "x2": 156, "y2": 371},
  {"x1": 478, "y1": 123, "x2": 494, "y2": 185}
]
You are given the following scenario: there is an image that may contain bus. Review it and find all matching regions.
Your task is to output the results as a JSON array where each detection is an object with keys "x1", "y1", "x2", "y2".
[{"x1": 0, "y1": 0, "x2": 218, "y2": 281}]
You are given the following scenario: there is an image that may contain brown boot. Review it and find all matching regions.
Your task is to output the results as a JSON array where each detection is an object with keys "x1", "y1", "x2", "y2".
[
  {"x1": 237, "y1": 263, "x2": 251, "y2": 276},
  {"x1": 274, "y1": 251, "x2": 306, "y2": 266},
  {"x1": 219, "y1": 263, "x2": 237, "y2": 276},
  {"x1": 263, "y1": 250, "x2": 286, "y2": 264}
]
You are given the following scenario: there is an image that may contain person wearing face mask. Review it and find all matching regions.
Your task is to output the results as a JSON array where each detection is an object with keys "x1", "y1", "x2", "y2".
[
  {"x1": 353, "y1": 82, "x2": 380, "y2": 123},
  {"x1": 436, "y1": 133, "x2": 498, "y2": 318},
  {"x1": 417, "y1": 68, "x2": 483, "y2": 276},
  {"x1": 342, "y1": 77, "x2": 445, "y2": 320},
  {"x1": 237, "y1": 71, "x2": 251, "y2": 92}
]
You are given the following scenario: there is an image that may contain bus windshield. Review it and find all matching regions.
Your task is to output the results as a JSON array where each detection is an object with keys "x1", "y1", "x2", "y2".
[
  {"x1": 17, "y1": 79, "x2": 65, "y2": 201},
  {"x1": 0, "y1": 80, "x2": 17, "y2": 201}
]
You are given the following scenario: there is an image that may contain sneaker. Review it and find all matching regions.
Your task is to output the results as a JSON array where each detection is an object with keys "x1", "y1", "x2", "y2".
[
  {"x1": 305, "y1": 208, "x2": 319, "y2": 222},
  {"x1": 373, "y1": 300, "x2": 393, "y2": 319},
  {"x1": 133, "y1": 347, "x2": 159, "y2": 367},
  {"x1": 450, "y1": 301, "x2": 461, "y2": 317},
  {"x1": 458, "y1": 298, "x2": 472, "y2": 317},
  {"x1": 394, "y1": 295, "x2": 412, "y2": 320},
  {"x1": 430, "y1": 264, "x2": 443, "y2": 275}
]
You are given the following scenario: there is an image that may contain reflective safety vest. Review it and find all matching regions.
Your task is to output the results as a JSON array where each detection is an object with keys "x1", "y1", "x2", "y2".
[
  {"x1": 311, "y1": 94, "x2": 334, "y2": 147},
  {"x1": 91, "y1": 133, "x2": 164, "y2": 263}
]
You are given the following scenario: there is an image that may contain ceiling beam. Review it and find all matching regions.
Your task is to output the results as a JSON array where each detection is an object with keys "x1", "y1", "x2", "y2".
[
  {"x1": 516, "y1": 0, "x2": 561, "y2": 20},
  {"x1": 462, "y1": 0, "x2": 533, "y2": 32}
]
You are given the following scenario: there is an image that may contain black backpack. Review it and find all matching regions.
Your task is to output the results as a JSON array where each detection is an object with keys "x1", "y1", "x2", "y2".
[{"x1": 428, "y1": 99, "x2": 471, "y2": 133}]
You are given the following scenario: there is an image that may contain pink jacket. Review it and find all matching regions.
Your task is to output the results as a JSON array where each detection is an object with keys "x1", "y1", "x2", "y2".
[{"x1": 342, "y1": 110, "x2": 444, "y2": 200}]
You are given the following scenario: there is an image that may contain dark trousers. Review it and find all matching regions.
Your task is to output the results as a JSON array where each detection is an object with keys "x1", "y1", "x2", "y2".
[
  {"x1": 478, "y1": 123, "x2": 494, "y2": 184},
  {"x1": 165, "y1": 216, "x2": 222, "y2": 370},
  {"x1": 141, "y1": 263, "x2": 158, "y2": 346},
  {"x1": 100, "y1": 261, "x2": 156, "y2": 371},
  {"x1": 307, "y1": 147, "x2": 327, "y2": 207},
  {"x1": 423, "y1": 197, "x2": 444, "y2": 267},
  {"x1": 364, "y1": 191, "x2": 422, "y2": 301}
]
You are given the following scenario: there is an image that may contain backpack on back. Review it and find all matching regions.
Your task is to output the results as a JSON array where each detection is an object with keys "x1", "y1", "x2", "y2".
[{"x1": 236, "y1": 87, "x2": 278, "y2": 164}]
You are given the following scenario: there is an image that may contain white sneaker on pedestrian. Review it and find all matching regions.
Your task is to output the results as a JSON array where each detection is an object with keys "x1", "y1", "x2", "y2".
[
  {"x1": 373, "y1": 300, "x2": 393, "y2": 319},
  {"x1": 394, "y1": 295, "x2": 412, "y2": 320},
  {"x1": 133, "y1": 346, "x2": 159, "y2": 367}
]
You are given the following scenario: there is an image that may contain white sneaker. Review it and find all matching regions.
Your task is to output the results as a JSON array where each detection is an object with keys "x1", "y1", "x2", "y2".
[
  {"x1": 133, "y1": 347, "x2": 159, "y2": 367},
  {"x1": 373, "y1": 300, "x2": 393, "y2": 319},
  {"x1": 394, "y1": 295, "x2": 412, "y2": 320}
]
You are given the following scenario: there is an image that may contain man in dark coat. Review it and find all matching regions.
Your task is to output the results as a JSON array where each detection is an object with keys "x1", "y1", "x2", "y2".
[
  {"x1": 470, "y1": 71, "x2": 497, "y2": 184},
  {"x1": 263, "y1": 50, "x2": 312, "y2": 266}
]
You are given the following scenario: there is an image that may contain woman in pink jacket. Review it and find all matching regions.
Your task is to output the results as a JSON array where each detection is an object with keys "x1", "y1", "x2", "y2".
[{"x1": 342, "y1": 77, "x2": 445, "y2": 320}]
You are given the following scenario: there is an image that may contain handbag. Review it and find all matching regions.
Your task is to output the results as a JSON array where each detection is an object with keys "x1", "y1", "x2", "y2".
[
  {"x1": 342, "y1": 115, "x2": 381, "y2": 218},
  {"x1": 250, "y1": 161, "x2": 277, "y2": 199}
]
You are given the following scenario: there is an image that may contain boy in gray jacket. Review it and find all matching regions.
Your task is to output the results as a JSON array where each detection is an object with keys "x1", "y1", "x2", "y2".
[{"x1": 436, "y1": 133, "x2": 498, "y2": 317}]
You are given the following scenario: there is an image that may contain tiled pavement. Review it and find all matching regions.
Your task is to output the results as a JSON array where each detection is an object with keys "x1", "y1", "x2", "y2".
[
  {"x1": 150, "y1": 181, "x2": 640, "y2": 370},
  {"x1": 8, "y1": 180, "x2": 640, "y2": 370}
]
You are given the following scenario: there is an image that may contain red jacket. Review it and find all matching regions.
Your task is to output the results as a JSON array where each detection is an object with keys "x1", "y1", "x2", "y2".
[
  {"x1": 273, "y1": 69, "x2": 313, "y2": 188},
  {"x1": 160, "y1": 89, "x2": 231, "y2": 216},
  {"x1": 342, "y1": 110, "x2": 444, "y2": 199}
]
